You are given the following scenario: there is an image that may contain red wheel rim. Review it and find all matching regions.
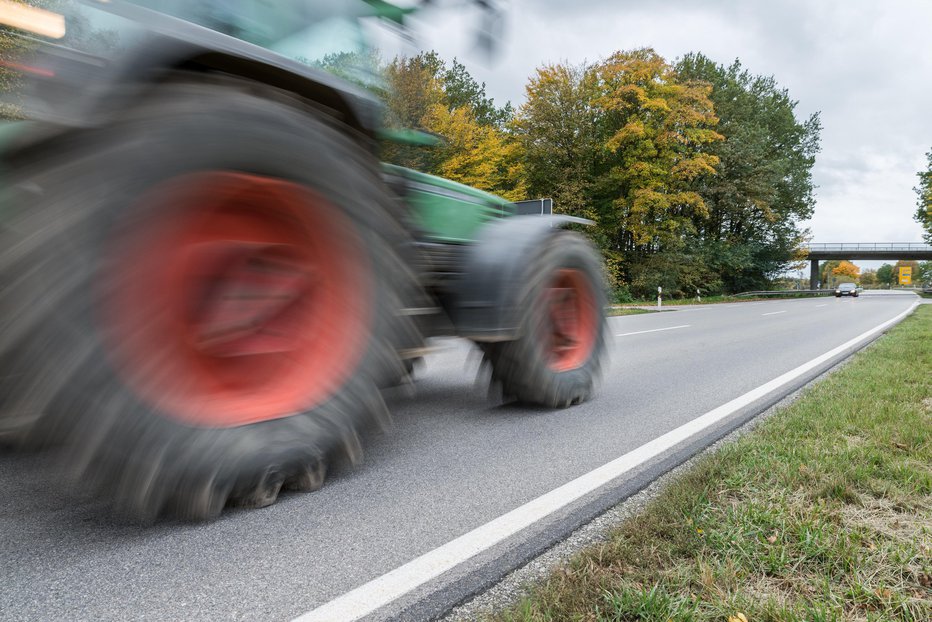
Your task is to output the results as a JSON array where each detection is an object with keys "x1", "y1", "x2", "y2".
[
  {"x1": 102, "y1": 172, "x2": 371, "y2": 427},
  {"x1": 544, "y1": 269, "x2": 598, "y2": 372}
]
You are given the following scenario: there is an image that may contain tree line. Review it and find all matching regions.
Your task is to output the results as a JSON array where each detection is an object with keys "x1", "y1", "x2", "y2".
[
  {"x1": 819, "y1": 259, "x2": 931, "y2": 289},
  {"x1": 1, "y1": 11, "x2": 824, "y2": 298},
  {"x1": 363, "y1": 48, "x2": 822, "y2": 300}
]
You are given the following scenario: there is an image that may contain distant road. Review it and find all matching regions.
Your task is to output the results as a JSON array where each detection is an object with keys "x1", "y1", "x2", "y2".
[{"x1": 0, "y1": 291, "x2": 920, "y2": 622}]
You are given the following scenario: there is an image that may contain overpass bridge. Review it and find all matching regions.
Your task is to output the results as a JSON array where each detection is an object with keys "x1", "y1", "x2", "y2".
[{"x1": 804, "y1": 243, "x2": 932, "y2": 288}]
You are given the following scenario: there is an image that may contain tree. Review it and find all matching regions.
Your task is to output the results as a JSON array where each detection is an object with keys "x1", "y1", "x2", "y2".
[
  {"x1": 441, "y1": 58, "x2": 512, "y2": 127},
  {"x1": 915, "y1": 261, "x2": 932, "y2": 286},
  {"x1": 876, "y1": 263, "x2": 895, "y2": 287},
  {"x1": 516, "y1": 62, "x2": 601, "y2": 221},
  {"x1": 380, "y1": 52, "x2": 445, "y2": 172},
  {"x1": 832, "y1": 260, "x2": 860, "y2": 282},
  {"x1": 676, "y1": 54, "x2": 821, "y2": 293},
  {"x1": 423, "y1": 103, "x2": 526, "y2": 201},
  {"x1": 819, "y1": 259, "x2": 841, "y2": 287},
  {"x1": 588, "y1": 49, "x2": 723, "y2": 297},
  {"x1": 915, "y1": 149, "x2": 932, "y2": 244},
  {"x1": 381, "y1": 52, "x2": 516, "y2": 178},
  {"x1": 859, "y1": 269, "x2": 877, "y2": 287}
]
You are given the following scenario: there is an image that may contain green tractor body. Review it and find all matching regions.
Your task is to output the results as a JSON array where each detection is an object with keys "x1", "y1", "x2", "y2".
[{"x1": 0, "y1": 0, "x2": 607, "y2": 519}]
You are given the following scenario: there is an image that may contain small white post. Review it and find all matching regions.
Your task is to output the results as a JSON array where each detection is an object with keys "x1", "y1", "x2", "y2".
[
  {"x1": 696, "y1": 288, "x2": 701, "y2": 303},
  {"x1": 657, "y1": 286, "x2": 662, "y2": 309}
]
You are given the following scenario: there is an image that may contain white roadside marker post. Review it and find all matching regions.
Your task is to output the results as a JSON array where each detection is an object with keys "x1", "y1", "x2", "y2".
[{"x1": 657, "y1": 286, "x2": 662, "y2": 310}]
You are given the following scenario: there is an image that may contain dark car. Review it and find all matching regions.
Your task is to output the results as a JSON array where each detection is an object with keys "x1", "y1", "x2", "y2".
[{"x1": 835, "y1": 282, "x2": 859, "y2": 297}]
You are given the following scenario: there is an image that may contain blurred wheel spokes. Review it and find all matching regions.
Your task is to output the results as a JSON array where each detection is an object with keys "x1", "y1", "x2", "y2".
[{"x1": 185, "y1": 240, "x2": 314, "y2": 357}]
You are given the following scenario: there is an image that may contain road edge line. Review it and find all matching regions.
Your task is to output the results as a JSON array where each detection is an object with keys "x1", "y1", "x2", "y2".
[{"x1": 293, "y1": 301, "x2": 920, "y2": 622}]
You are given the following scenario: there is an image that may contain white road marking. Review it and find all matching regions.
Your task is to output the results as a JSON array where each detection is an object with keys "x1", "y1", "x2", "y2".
[
  {"x1": 815, "y1": 304, "x2": 828, "y2": 308},
  {"x1": 762, "y1": 310, "x2": 787, "y2": 316},
  {"x1": 293, "y1": 302, "x2": 919, "y2": 622},
  {"x1": 615, "y1": 324, "x2": 691, "y2": 337}
]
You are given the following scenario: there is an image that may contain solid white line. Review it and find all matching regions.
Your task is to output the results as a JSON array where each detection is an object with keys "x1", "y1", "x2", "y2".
[
  {"x1": 815, "y1": 304, "x2": 828, "y2": 308},
  {"x1": 615, "y1": 324, "x2": 691, "y2": 337},
  {"x1": 762, "y1": 310, "x2": 787, "y2": 316},
  {"x1": 293, "y1": 302, "x2": 919, "y2": 622}
]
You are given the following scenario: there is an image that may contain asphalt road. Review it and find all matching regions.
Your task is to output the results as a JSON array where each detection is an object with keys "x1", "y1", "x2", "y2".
[{"x1": 0, "y1": 291, "x2": 920, "y2": 622}]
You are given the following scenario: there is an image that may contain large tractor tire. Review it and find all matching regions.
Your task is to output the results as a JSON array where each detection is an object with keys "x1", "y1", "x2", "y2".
[
  {"x1": 483, "y1": 231, "x2": 606, "y2": 408},
  {"x1": 0, "y1": 83, "x2": 420, "y2": 519}
]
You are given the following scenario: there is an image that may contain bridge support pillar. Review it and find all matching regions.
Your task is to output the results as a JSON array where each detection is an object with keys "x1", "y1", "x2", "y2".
[{"x1": 810, "y1": 259, "x2": 819, "y2": 290}]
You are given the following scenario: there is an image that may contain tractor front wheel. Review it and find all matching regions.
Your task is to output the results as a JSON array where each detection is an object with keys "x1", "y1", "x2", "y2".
[{"x1": 0, "y1": 84, "x2": 419, "y2": 519}]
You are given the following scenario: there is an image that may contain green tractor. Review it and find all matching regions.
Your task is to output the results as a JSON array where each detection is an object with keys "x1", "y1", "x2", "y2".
[{"x1": 0, "y1": 0, "x2": 606, "y2": 519}]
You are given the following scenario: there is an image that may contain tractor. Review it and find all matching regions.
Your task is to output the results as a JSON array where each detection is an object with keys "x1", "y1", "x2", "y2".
[{"x1": 0, "y1": 0, "x2": 606, "y2": 519}]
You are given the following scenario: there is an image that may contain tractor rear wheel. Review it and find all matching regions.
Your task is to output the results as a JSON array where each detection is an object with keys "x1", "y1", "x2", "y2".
[
  {"x1": 0, "y1": 84, "x2": 419, "y2": 519},
  {"x1": 483, "y1": 231, "x2": 606, "y2": 408}
]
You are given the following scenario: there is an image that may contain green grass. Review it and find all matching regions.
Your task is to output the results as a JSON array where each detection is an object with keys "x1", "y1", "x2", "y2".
[{"x1": 495, "y1": 305, "x2": 932, "y2": 622}]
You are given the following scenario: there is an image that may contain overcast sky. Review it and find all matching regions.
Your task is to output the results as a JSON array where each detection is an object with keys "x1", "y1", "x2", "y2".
[{"x1": 410, "y1": 0, "x2": 931, "y2": 257}]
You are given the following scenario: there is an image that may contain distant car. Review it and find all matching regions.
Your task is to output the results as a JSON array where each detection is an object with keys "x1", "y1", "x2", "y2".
[{"x1": 835, "y1": 283, "x2": 859, "y2": 297}]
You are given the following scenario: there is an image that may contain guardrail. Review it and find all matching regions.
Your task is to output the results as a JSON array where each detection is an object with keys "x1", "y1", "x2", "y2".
[{"x1": 805, "y1": 243, "x2": 932, "y2": 252}]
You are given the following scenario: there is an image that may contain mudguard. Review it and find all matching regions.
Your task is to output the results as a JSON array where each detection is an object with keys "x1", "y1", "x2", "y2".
[{"x1": 450, "y1": 215, "x2": 593, "y2": 341}]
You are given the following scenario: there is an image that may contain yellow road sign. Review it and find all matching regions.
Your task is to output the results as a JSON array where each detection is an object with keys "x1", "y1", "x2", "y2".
[{"x1": 898, "y1": 266, "x2": 912, "y2": 285}]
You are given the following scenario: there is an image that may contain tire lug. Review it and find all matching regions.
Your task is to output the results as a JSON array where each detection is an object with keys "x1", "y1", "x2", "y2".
[{"x1": 284, "y1": 459, "x2": 327, "y2": 493}]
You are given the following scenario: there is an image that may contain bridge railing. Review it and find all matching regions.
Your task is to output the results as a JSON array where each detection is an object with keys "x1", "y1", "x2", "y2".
[{"x1": 805, "y1": 243, "x2": 932, "y2": 252}]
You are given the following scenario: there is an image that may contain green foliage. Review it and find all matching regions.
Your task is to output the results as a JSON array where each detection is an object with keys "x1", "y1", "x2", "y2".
[
  {"x1": 379, "y1": 51, "x2": 516, "y2": 185},
  {"x1": 876, "y1": 263, "x2": 895, "y2": 287},
  {"x1": 859, "y1": 268, "x2": 877, "y2": 287},
  {"x1": 676, "y1": 54, "x2": 821, "y2": 294},
  {"x1": 516, "y1": 50, "x2": 819, "y2": 298},
  {"x1": 915, "y1": 150, "x2": 932, "y2": 244},
  {"x1": 916, "y1": 260, "x2": 932, "y2": 286},
  {"x1": 441, "y1": 58, "x2": 512, "y2": 127}
]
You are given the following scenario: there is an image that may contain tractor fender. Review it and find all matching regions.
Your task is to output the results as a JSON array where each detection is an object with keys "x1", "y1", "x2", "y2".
[{"x1": 450, "y1": 215, "x2": 593, "y2": 341}]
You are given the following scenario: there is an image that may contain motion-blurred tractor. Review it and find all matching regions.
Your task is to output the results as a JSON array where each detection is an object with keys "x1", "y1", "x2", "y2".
[{"x1": 0, "y1": 0, "x2": 606, "y2": 519}]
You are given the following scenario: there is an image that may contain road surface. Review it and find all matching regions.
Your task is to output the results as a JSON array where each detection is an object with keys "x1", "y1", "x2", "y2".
[{"x1": 0, "y1": 291, "x2": 920, "y2": 621}]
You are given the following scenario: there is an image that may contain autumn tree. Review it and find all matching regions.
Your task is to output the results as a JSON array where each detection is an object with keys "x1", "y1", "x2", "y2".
[
  {"x1": 380, "y1": 52, "x2": 445, "y2": 171},
  {"x1": 593, "y1": 49, "x2": 722, "y2": 262},
  {"x1": 380, "y1": 51, "x2": 516, "y2": 179},
  {"x1": 915, "y1": 149, "x2": 932, "y2": 244},
  {"x1": 819, "y1": 260, "x2": 841, "y2": 287},
  {"x1": 515, "y1": 62, "x2": 600, "y2": 220},
  {"x1": 859, "y1": 269, "x2": 877, "y2": 287},
  {"x1": 423, "y1": 103, "x2": 526, "y2": 200},
  {"x1": 676, "y1": 54, "x2": 821, "y2": 293},
  {"x1": 832, "y1": 260, "x2": 860, "y2": 282}
]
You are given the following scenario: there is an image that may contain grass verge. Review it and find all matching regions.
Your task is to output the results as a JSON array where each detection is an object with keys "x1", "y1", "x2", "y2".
[{"x1": 496, "y1": 305, "x2": 932, "y2": 621}]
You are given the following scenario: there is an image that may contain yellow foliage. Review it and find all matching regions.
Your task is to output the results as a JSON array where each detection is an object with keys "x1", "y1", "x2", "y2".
[
  {"x1": 423, "y1": 104, "x2": 527, "y2": 201},
  {"x1": 594, "y1": 48, "x2": 723, "y2": 251},
  {"x1": 832, "y1": 260, "x2": 860, "y2": 279}
]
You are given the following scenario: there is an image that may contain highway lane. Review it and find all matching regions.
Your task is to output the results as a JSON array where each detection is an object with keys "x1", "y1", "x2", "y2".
[{"x1": 0, "y1": 291, "x2": 920, "y2": 621}]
